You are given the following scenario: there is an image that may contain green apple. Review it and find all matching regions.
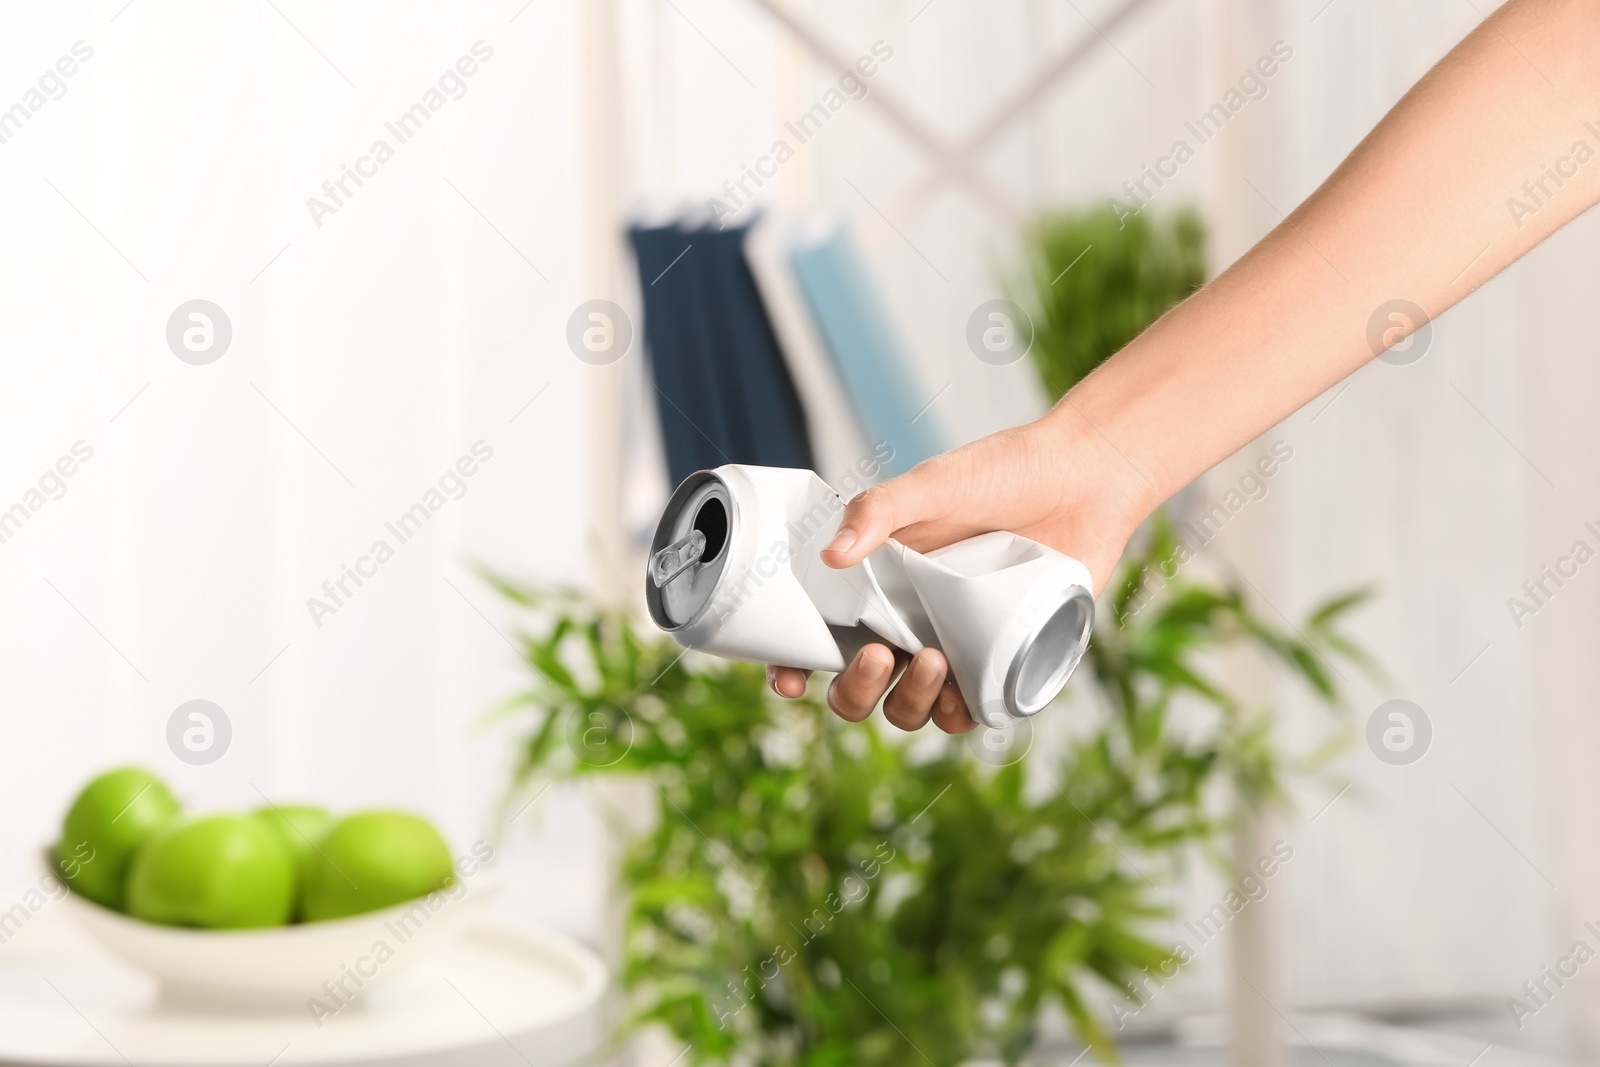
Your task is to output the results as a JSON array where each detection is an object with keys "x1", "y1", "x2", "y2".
[
  {"x1": 253, "y1": 804, "x2": 333, "y2": 920},
  {"x1": 301, "y1": 811, "x2": 453, "y2": 922},
  {"x1": 55, "y1": 767, "x2": 180, "y2": 911},
  {"x1": 125, "y1": 814, "x2": 295, "y2": 929},
  {"x1": 253, "y1": 804, "x2": 332, "y2": 869}
]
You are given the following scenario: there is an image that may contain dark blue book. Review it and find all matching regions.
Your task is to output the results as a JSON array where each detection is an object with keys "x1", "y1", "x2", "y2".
[{"x1": 630, "y1": 222, "x2": 815, "y2": 486}]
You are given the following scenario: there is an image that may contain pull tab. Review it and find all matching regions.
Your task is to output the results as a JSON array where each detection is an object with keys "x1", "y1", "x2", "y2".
[{"x1": 650, "y1": 529, "x2": 706, "y2": 588}]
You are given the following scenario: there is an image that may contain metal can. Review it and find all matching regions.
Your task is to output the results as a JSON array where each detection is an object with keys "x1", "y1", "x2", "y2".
[{"x1": 647, "y1": 464, "x2": 1095, "y2": 728}]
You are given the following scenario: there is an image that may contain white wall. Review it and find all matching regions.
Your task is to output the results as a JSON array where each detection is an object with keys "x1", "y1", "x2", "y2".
[{"x1": 0, "y1": 0, "x2": 610, "y2": 938}]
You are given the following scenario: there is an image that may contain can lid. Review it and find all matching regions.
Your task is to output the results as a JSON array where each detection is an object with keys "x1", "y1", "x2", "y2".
[
  {"x1": 645, "y1": 470, "x2": 734, "y2": 631},
  {"x1": 1004, "y1": 589, "x2": 1094, "y2": 717}
]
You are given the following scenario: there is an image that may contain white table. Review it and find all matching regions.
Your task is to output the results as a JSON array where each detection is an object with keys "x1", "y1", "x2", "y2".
[{"x1": 0, "y1": 905, "x2": 607, "y2": 1066}]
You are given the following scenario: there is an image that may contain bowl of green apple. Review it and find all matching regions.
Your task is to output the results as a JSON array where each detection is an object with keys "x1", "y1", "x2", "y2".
[{"x1": 49, "y1": 767, "x2": 497, "y2": 1009}]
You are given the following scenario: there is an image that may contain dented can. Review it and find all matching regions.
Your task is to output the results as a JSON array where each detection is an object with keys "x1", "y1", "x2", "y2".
[{"x1": 646, "y1": 465, "x2": 1095, "y2": 729}]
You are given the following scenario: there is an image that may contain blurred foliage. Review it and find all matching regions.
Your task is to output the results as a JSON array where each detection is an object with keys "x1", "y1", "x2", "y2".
[
  {"x1": 1014, "y1": 205, "x2": 1206, "y2": 399},
  {"x1": 486, "y1": 549, "x2": 1370, "y2": 1066}
]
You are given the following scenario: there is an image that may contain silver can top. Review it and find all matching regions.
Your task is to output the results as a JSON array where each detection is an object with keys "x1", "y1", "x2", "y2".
[{"x1": 645, "y1": 470, "x2": 735, "y2": 631}]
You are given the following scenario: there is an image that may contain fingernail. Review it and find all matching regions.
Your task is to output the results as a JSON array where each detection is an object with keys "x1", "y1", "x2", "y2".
[
  {"x1": 825, "y1": 527, "x2": 857, "y2": 555},
  {"x1": 913, "y1": 653, "x2": 942, "y2": 686},
  {"x1": 859, "y1": 648, "x2": 891, "y2": 681}
]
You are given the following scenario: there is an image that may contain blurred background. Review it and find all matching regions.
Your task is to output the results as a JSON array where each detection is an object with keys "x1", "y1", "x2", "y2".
[{"x1": 1, "y1": 1, "x2": 1595, "y2": 1064}]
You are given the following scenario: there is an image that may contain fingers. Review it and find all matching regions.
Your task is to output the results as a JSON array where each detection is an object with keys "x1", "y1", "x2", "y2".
[
  {"x1": 821, "y1": 460, "x2": 951, "y2": 569},
  {"x1": 882, "y1": 648, "x2": 949, "y2": 731},
  {"x1": 826, "y1": 645, "x2": 897, "y2": 722},
  {"x1": 766, "y1": 664, "x2": 812, "y2": 699},
  {"x1": 782, "y1": 643, "x2": 977, "y2": 736},
  {"x1": 931, "y1": 680, "x2": 977, "y2": 734}
]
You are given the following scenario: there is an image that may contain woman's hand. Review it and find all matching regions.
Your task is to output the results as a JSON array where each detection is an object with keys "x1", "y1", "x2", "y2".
[{"x1": 767, "y1": 406, "x2": 1159, "y2": 731}]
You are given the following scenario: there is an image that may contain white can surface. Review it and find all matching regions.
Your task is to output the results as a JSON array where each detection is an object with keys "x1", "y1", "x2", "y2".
[{"x1": 646, "y1": 465, "x2": 1095, "y2": 729}]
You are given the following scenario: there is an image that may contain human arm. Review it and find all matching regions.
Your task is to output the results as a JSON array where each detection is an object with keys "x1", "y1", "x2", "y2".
[{"x1": 775, "y1": 0, "x2": 1600, "y2": 729}]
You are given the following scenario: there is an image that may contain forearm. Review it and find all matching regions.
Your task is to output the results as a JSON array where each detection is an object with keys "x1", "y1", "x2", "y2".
[{"x1": 1059, "y1": 0, "x2": 1600, "y2": 511}]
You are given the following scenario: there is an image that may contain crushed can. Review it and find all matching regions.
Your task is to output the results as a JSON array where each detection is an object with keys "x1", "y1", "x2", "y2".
[{"x1": 645, "y1": 465, "x2": 1095, "y2": 729}]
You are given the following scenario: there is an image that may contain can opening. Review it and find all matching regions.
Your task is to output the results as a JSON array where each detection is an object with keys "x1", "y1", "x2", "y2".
[
  {"x1": 1006, "y1": 591, "x2": 1094, "y2": 717},
  {"x1": 693, "y1": 497, "x2": 728, "y2": 564},
  {"x1": 646, "y1": 471, "x2": 735, "y2": 631}
]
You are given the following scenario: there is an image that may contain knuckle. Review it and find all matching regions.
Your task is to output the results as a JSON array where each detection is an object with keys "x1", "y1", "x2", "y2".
[
  {"x1": 850, "y1": 484, "x2": 893, "y2": 521},
  {"x1": 885, "y1": 702, "x2": 930, "y2": 732},
  {"x1": 828, "y1": 674, "x2": 872, "y2": 721},
  {"x1": 881, "y1": 690, "x2": 914, "y2": 727}
]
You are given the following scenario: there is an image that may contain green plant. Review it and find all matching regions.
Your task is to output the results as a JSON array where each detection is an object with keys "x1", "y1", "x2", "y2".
[
  {"x1": 485, "y1": 555, "x2": 1369, "y2": 1066},
  {"x1": 1014, "y1": 206, "x2": 1205, "y2": 399}
]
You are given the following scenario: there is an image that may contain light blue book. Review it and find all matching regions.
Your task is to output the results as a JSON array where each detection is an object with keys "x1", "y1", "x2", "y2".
[{"x1": 788, "y1": 228, "x2": 944, "y2": 477}]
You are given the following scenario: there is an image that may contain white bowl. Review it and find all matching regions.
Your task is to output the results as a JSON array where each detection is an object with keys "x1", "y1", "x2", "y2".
[{"x1": 56, "y1": 862, "x2": 499, "y2": 1010}]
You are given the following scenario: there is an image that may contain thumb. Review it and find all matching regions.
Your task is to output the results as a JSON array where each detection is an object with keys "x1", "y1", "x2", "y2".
[{"x1": 820, "y1": 466, "x2": 942, "y2": 568}]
